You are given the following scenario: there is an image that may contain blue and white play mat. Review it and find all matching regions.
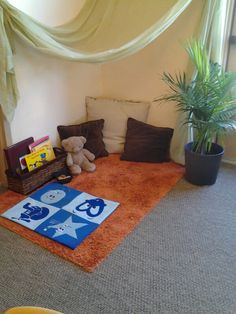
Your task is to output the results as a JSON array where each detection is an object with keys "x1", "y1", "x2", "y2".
[{"x1": 1, "y1": 183, "x2": 119, "y2": 249}]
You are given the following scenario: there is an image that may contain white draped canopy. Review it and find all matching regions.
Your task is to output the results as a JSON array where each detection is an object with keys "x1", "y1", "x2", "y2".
[{"x1": 0, "y1": 0, "x2": 193, "y2": 122}]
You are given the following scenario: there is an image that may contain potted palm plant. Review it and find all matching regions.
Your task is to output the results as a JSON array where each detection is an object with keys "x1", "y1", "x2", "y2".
[{"x1": 158, "y1": 40, "x2": 236, "y2": 185}]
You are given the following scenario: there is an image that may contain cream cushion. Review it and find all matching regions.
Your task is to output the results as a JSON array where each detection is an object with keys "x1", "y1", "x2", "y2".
[{"x1": 86, "y1": 96, "x2": 150, "y2": 153}]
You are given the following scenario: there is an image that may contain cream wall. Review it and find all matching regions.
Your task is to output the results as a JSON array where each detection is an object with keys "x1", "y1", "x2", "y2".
[
  {"x1": 8, "y1": 0, "x2": 86, "y2": 25},
  {"x1": 7, "y1": 0, "x2": 102, "y2": 146},
  {"x1": 101, "y1": 0, "x2": 205, "y2": 129}
]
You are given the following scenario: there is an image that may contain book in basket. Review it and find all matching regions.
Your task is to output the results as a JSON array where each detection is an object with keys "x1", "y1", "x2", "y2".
[
  {"x1": 25, "y1": 147, "x2": 49, "y2": 172},
  {"x1": 29, "y1": 136, "x2": 55, "y2": 162}
]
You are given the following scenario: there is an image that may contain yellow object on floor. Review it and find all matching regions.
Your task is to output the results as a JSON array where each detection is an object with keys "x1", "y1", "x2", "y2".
[{"x1": 4, "y1": 306, "x2": 63, "y2": 314}]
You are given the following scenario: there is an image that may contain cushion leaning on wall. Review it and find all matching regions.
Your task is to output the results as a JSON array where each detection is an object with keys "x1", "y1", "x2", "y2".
[
  {"x1": 57, "y1": 119, "x2": 108, "y2": 158},
  {"x1": 86, "y1": 96, "x2": 150, "y2": 153},
  {"x1": 121, "y1": 118, "x2": 174, "y2": 162}
]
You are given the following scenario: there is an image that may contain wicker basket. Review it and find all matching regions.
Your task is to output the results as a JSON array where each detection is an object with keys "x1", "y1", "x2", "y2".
[{"x1": 6, "y1": 148, "x2": 67, "y2": 195}]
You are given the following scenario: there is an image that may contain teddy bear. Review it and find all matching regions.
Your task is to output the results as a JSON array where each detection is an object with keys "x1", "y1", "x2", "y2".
[{"x1": 61, "y1": 136, "x2": 96, "y2": 175}]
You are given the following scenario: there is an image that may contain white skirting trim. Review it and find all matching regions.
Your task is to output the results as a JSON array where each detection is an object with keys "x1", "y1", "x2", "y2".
[{"x1": 222, "y1": 158, "x2": 236, "y2": 166}]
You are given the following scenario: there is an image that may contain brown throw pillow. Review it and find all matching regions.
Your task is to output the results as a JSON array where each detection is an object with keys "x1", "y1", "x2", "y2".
[
  {"x1": 57, "y1": 119, "x2": 108, "y2": 159},
  {"x1": 121, "y1": 118, "x2": 173, "y2": 162}
]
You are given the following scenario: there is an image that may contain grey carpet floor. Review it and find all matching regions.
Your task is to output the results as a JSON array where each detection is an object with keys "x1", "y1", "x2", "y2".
[{"x1": 0, "y1": 164, "x2": 235, "y2": 314}]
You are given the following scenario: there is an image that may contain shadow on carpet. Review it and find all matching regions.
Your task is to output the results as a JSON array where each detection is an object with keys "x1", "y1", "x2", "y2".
[{"x1": 0, "y1": 155, "x2": 184, "y2": 272}]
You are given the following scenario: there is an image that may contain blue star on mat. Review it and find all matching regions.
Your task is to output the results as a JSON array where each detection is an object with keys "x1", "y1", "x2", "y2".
[
  {"x1": 44, "y1": 216, "x2": 88, "y2": 239},
  {"x1": 35, "y1": 209, "x2": 99, "y2": 249}
]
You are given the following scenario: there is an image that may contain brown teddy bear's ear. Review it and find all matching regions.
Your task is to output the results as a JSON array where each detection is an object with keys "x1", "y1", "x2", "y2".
[
  {"x1": 61, "y1": 139, "x2": 67, "y2": 148},
  {"x1": 80, "y1": 136, "x2": 87, "y2": 144}
]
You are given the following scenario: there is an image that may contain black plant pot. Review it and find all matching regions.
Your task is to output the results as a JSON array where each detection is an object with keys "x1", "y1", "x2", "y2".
[{"x1": 184, "y1": 142, "x2": 224, "y2": 186}]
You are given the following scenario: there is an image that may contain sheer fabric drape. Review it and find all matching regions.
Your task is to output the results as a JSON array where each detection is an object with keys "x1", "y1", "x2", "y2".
[{"x1": 0, "y1": 0, "x2": 192, "y2": 121}]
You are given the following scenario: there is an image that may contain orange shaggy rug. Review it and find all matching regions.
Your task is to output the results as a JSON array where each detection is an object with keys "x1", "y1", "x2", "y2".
[{"x1": 0, "y1": 155, "x2": 184, "y2": 272}]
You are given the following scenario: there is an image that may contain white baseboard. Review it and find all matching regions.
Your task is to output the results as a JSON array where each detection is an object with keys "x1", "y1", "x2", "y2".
[{"x1": 222, "y1": 158, "x2": 236, "y2": 166}]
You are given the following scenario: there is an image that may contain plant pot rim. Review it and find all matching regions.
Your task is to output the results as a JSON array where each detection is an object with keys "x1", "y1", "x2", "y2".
[{"x1": 184, "y1": 142, "x2": 224, "y2": 157}]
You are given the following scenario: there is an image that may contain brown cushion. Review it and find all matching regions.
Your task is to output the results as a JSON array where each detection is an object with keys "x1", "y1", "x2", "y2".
[
  {"x1": 121, "y1": 118, "x2": 173, "y2": 162},
  {"x1": 57, "y1": 119, "x2": 108, "y2": 159}
]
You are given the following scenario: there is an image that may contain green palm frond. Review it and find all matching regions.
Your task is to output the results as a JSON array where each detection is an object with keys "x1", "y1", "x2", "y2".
[
  {"x1": 186, "y1": 40, "x2": 210, "y2": 81},
  {"x1": 157, "y1": 39, "x2": 236, "y2": 154}
]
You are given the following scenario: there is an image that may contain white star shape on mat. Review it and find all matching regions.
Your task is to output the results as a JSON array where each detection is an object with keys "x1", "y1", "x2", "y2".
[{"x1": 45, "y1": 216, "x2": 87, "y2": 239}]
